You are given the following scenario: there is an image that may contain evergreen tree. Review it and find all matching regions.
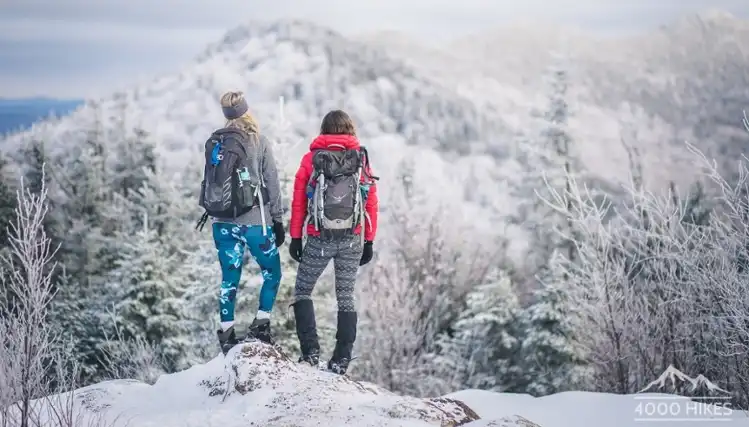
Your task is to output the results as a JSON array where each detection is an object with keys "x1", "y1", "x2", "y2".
[
  {"x1": 0, "y1": 153, "x2": 17, "y2": 249},
  {"x1": 505, "y1": 55, "x2": 589, "y2": 395},
  {"x1": 428, "y1": 271, "x2": 524, "y2": 394},
  {"x1": 108, "y1": 210, "x2": 191, "y2": 372},
  {"x1": 52, "y1": 124, "x2": 112, "y2": 289},
  {"x1": 111, "y1": 127, "x2": 157, "y2": 198},
  {"x1": 44, "y1": 117, "x2": 121, "y2": 382},
  {"x1": 47, "y1": 110, "x2": 166, "y2": 382},
  {"x1": 518, "y1": 271, "x2": 589, "y2": 396},
  {"x1": 512, "y1": 55, "x2": 582, "y2": 287},
  {"x1": 23, "y1": 140, "x2": 52, "y2": 196},
  {"x1": 0, "y1": 153, "x2": 18, "y2": 317}
]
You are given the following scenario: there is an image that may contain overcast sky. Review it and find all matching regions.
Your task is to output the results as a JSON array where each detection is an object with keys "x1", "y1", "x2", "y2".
[{"x1": 1, "y1": 0, "x2": 747, "y2": 99}]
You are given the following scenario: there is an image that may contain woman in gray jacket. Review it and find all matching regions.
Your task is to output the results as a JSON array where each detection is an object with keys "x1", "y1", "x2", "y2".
[{"x1": 200, "y1": 91, "x2": 285, "y2": 355}]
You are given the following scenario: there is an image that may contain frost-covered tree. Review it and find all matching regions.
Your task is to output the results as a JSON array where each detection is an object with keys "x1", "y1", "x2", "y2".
[
  {"x1": 0, "y1": 166, "x2": 85, "y2": 427},
  {"x1": 0, "y1": 165, "x2": 133, "y2": 426},
  {"x1": 50, "y1": 121, "x2": 112, "y2": 289},
  {"x1": 511, "y1": 55, "x2": 583, "y2": 285},
  {"x1": 21, "y1": 140, "x2": 53, "y2": 197},
  {"x1": 506, "y1": 56, "x2": 589, "y2": 396},
  {"x1": 546, "y1": 133, "x2": 749, "y2": 407},
  {"x1": 16, "y1": 142, "x2": 108, "y2": 381},
  {"x1": 108, "y1": 209, "x2": 191, "y2": 373},
  {"x1": 111, "y1": 127, "x2": 157, "y2": 198},
  {"x1": 41, "y1": 114, "x2": 166, "y2": 382},
  {"x1": 0, "y1": 170, "x2": 59, "y2": 427},
  {"x1": 517, "y1": 268, "x2": 589, "y2": 396},
  {"x1": 427, "y1": 270, "x2": 524, "y2": 395},
  {"x1": 0, "y1": 153, "x2": 18, "y2": 284}
]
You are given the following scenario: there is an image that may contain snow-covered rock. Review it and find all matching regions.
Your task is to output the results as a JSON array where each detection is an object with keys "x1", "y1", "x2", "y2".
[
  {"x1": 30, "y1": 344, "x2": 749, "y2": 427},
  {"x1": 29, "y1": 341, "x2": 523, "y2": 427}
]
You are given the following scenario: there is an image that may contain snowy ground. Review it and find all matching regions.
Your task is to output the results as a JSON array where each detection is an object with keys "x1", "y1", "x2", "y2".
[
  {"x1": 21, "y1": 341, "x2": 749, "y2": 427},
  {"x1": 451, "y1": 389, "x2": 748, "y2": 427}
]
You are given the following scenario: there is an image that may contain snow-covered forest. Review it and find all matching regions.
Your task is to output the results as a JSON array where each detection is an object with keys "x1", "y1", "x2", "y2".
[{"x1": 2, "y1": 12, "x2": 749, "y2": 426}]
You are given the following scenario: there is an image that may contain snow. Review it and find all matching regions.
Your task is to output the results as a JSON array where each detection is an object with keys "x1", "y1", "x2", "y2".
[
  {"x1": 23, "y1": 341, "x2": 746, "y2": 427},
  {"x1": 34, "y1": 341, "x2": 482, "y2": 427},
  {"x1": 449, "y1": 389, "x2": 749, "y2": 427}
]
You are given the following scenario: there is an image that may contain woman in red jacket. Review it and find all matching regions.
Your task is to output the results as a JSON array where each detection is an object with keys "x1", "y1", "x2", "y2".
[{"x1": 288, "y1": 109, "x2": 378, "y2": 374}]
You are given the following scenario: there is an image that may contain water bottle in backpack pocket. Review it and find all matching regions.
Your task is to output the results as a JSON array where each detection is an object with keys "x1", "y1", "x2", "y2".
[{"x1": 236, "y1": 166, "x2": 259, "y2": 208}]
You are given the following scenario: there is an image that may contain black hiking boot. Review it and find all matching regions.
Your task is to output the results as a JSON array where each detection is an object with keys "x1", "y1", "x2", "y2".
[
  {"x1": 246, "y1": 317, "x2": 274, "y2": 345},
  {"x1": 299, "y1": 352, "x2": 320, "y2": 367},
  {"x1": 217, "y1": 326, "x2": 239, "y2": 355},
  {"x1": 293, "y1": 299, "x2": 320, "y2": 367},
  {"x1": 328, "y1": 311, "x2": 357, "y2": 375}
]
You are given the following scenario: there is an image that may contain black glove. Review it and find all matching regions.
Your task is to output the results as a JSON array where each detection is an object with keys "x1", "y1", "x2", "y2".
[
  {"x1": 289, "y1": 238, "x2": 303, "y2": 263},
  {"x1": 360, "y1": 241, "x2": 374, "y2": 266},
  {"x1": 272, "y1": 221, "x2": 285, "y2": 246}
]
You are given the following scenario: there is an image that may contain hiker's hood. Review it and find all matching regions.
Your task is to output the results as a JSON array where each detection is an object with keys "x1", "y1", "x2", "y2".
[{"x1": 309, "y1": 134, "x2": 360, "y2": 151}]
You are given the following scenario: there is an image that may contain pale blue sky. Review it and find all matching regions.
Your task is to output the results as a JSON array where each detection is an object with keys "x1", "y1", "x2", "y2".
[{"x1": 1, "y1": 0, "x2": 748, "y2": 99}]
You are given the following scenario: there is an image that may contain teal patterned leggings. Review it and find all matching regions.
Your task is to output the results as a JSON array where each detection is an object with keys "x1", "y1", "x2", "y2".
[{"x1": 212, "y1": 222, "x2": 282, "y2": 323}]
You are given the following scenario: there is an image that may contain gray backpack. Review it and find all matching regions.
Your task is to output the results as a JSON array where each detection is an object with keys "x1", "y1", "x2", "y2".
[
  {"x1": 305, "y1": 146, "x2": 366, "y2": 242},
  {"x1": 195, "y1": 128, "x2": 267, "y2": 231}
]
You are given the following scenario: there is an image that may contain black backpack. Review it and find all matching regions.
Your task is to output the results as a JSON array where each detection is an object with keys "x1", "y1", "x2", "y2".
[{"x1": 195, "y1": 128, "x2": 266, "y2": 231}]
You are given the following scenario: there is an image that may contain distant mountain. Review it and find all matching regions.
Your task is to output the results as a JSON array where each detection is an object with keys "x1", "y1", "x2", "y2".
[
  {"x1": 0, "y1": 20, "x2": 516, "y2": 249},
  {"x1": 1, "y1": 11, "x2": 747, "y2": 225},
  {"x1": 0, "y1": 97, "x2": 83, "y2": 136},
  {"x1": 365, "y1": 10, "x2": 749, "y2": 188}
]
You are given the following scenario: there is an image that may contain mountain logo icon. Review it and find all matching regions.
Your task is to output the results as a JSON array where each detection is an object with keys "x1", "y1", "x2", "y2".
[{"x1": 638, "y1": 365, "x2": 730, "y2": 396}]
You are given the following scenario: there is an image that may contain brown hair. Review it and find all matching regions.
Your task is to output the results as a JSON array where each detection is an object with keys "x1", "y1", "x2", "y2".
[
  {"x1": 220, "y1": 91, "x2": 259, "y2": 135},
  {"x1": 320, "y1": 110, "x2": 356, "y2": 136}
]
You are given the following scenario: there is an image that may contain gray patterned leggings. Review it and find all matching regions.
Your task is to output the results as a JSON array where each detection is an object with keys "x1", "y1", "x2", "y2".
[{"x1": 293, "y1": 234, "x2": 363, "y2": 312}]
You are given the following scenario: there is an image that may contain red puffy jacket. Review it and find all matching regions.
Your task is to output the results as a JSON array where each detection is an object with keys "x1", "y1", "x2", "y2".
[{"x1": 289, "y1": 134, "x2": 379, "y2": 242}]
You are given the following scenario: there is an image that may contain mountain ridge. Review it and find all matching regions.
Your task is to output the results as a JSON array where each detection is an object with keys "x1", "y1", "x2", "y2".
[
  {"x1": 5, "y1": 19, "x2": 509, "y2": 162},
  {"x1": 2, "y1": 12, "x2": 747, "y2": 203}
]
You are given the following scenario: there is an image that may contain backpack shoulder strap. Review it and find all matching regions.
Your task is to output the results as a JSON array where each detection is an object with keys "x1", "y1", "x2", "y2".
[
  {"x1": 358, "y1": 145, "x2": 379, "y2": 181},
  {"x1": 216, "y1": 128, "x2": 251, "y2": 156}
]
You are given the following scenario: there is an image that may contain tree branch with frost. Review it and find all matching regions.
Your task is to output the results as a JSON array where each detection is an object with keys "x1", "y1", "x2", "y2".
[
  {"x1": 95, "y1": 306, "x2": 167, "y2": 385},
  {"x1": 545, "y1": 135, "x2": 749, "y2": 401},
  {"x1": 0, "y1": 167, "x2": 62, "y2": 427},
  {"x1": 0, "y1": 165, "x2": 129, "y2": 427}
]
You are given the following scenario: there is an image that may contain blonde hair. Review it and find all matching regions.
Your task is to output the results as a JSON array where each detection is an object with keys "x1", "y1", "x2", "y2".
[{"x1": 220, "y1": 91, "x2": 259, "y2": 135}]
